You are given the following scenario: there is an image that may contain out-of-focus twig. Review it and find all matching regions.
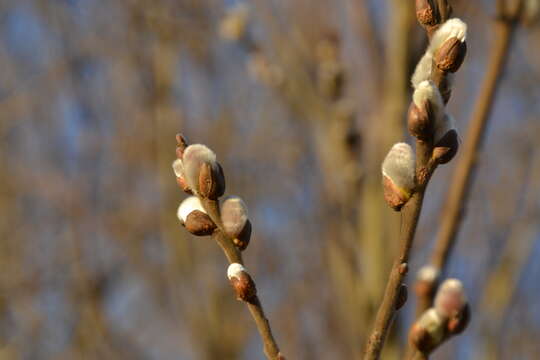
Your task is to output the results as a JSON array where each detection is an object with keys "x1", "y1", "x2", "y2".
[{"x1": 415, "y1": 0, "x2": 525, "y2": 317}]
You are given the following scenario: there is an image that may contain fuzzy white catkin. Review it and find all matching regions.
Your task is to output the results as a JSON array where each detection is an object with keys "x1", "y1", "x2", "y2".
[
  {"x1": 417, "y1": 265, "x2": 440, "y2": 283},
  {"x1": 429, "y1": 18, "x2": 467, "y2": 54},
  {"x1": 182, "y1": 144, "x2": 217, "y2": 194},
  {"x1": 411, "y1": 52, "x2": 433, "y2": 89},
  {"x1": 177, "y1": 196, "x2": 206, "y2": 223},
  {"x1": 172, "y1": 159, "x2": 184, "y2": 178},
  {"x1": 221, "y1": 196, "x2": 249, "y2": 238},
  {"x1": 382, "y1": 143, "x2": 416, "y2": 192},
  {"x1": 419, "y1": 308, "x2": 445, "y2": 343},
  {"x1": 412, "y1": 18, "x2": 467, "y2": 88},
  {"x1": 227, "y1": 263, "x2": 247, "y2": 280},
  {"x1": 413, "y1": 81, "x2": 444, "y2": 121},
  {"x1": 434, "y1": 278, "x2": 467, "y2": 318},
  {"x1": 434, "y1": 114, "x2": 456, "y2": 143}
]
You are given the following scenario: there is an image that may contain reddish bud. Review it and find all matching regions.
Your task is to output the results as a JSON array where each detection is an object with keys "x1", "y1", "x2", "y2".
[
  {"x1": 227, "y1": 263, "x2": 257, "y2": 302},
  {"x1": 408, "y1": 101, "x2": 434, "y2": 140},
  {"x1": 382, "y1": 143, "x2": 416, "y2": 211},
  {"x1": 435, "y1": 37, "x2": 467, "y2": 73},
  {"x1": 416, "y1": 0, "x2": 437, "y2": 27},
  {"x1": 221, "y1": 196, "x2": 251, "y2": 250},
  {"x1": 184, "y1": 210, "x2": 217, "y2": 236},
  {"x1": 396, "y1": 284, "x2": 408, "y2": 310},
  {"x1": 433, "y1": 129, "x2": 459, "y2": 164}
]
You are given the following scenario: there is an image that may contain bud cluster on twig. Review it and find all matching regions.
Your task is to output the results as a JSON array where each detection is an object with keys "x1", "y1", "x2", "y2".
[
  {"x1": 171, "y1": 134, "x2": 283, "y2": 359},
  {"x1": 409, "y1": 278, "x2": 470, "y2": 356},
  {"x1": 382, "y1": 16, "x2": 467, "y2": 211}
]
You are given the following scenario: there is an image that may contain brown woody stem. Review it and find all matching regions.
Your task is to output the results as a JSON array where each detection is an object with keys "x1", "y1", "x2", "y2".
[{"x1": 201, "y1": 198, "x2": 282, "y2": 359}]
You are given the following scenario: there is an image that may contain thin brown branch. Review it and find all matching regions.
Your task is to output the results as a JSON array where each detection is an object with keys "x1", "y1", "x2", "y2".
[
  {"x1": 363, "y1": 142, "x2": 438, "y2": 360},
  {"x1": 415, "y1": 1, "x2": 523, "y2": 317},
  {"x1": 200, "y1": 191, "x2": 282, "y2": 359}
]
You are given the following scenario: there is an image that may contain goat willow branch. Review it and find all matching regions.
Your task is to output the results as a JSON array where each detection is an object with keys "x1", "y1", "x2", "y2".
[
  {"x1": 415, "y1": 0, "x2": 525, "y2": 319},
  {"x1": 173, "y1": 135, "x2": 283, "y2": 360},
  {"x1": 364, "y1": 1, "x2": 468, "y2": 358}
]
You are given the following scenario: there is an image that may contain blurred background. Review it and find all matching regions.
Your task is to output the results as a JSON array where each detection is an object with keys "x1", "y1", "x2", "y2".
[{"x1": 0, "y1": 0, "x2": 539, "y2": 359}]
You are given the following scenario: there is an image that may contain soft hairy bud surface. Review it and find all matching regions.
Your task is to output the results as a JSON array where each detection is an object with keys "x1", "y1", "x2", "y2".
[
  {"x1": 410, "y1": 308, "x2": 445, "y2": 353},
  {"x1": 434, "y1": 278, "x2": 467, "y2": 318},
  {"x1": 413, "y1": 81, "x2": 444, "y2": 118},
  {"x1": 227, "y1": 263, "x2": 257, "y2": 302},
  {"x1": 172, "y1": 159, "x2": 184, "y2": 178},
  {"x1": 429, "y1": 18, "x2": 467, "y2": 54},
  {"x1": 221, "y1": 196, "x2": 251, "y2": 250},
  {"x1": 382, "y1": 143, "x2": 416, "y2": 211},
  {"x1": 382, "y1": 143, "x2": 416, "y2": 193},
  {"x1": 412, "y1": 52, "x2": 433, "y2": 89},
  {"x1": 177, "y1": 196, "x2": 206, "y2": 224}
]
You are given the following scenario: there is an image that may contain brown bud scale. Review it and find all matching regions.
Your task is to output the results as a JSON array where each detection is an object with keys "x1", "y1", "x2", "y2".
[
  {"x1": 435, "y1": 38, "x2": 467, "y2": 73},
  {"x1": 433, "y1": 129, "x2": 459, "y2": 164},
  {"x1": 233, "y1": 219, "x2": 252, "y2": 251},
  {"x1": 184, "y1": 210, "x2": 217, "y2": 236},
  {"x1": 198, "y1": 162, "x2": 226, "y2": 199},
  {"x1": 230, "y1": 272, "x2": 257, "y2": 303},
  {"x1": 408, "y1": 101, "x2": 434, "y2": 140},
  {"x1": 383, "y1": 176, "x2": 411, "y2": 211}
]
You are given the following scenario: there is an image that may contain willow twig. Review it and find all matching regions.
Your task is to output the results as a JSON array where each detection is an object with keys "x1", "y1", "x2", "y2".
[{"x1": 415, "y1": 0, "x2": 524, "y2": 318}]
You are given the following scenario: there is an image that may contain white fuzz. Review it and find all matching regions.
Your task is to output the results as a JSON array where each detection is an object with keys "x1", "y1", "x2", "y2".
[
  {"x1": 419, "y1": 308, "x2": 445, "y2": 342},
  {"x1": 221, "y1": 196, "x2": 249, "y2": 238},
  {"x1": 413, "y1": 81, "x2": 444, "y2": 121},
  {"x1": 382, "y1": 143, "x2": 416, "y2": 192},
  {"x1": 417, "y1": 265, "x2": 440, "y2": 283},
  {"x1": 411, "y1": 52, "x2": 433, "y2": 89},
  {"x1": 172, "y1": 159, "x2": 184, "y2": 178},
  {"x1": 227, "y1": 263, "x2": 247, "y2": 280},
  {"x1": 434, "y1": 278, "x2": 467, "y2": 318},
  {"x1": 429, "y1": 18, "x2": 467, "y2": 54},
  {"x1": 434, "y1": 114, "x2": 456, "y2": 143},
  {"x1": 182, "y1": 144, "x2": 217, "y2": 194},
  {"x1": 177, "y1": 196, "x2": 206, "y2": 224}
]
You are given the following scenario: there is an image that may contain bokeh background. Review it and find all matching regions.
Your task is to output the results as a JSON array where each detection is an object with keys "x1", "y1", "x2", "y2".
[{"x1": 1, "y1": 0, "x2": 539, "y2": 359}]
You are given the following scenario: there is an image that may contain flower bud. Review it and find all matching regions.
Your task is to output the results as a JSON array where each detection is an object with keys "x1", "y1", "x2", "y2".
[
  {"x1": 221, "y1": 196, "x2": 252, "y2": 251},
  {"x1": 382, "y1": 143, "x2": 416, "y2": 211},
  {"x1": 183, "y1": 144, "x2": 226, "y2": 199},
  {"x1": 435, "y1": 37, "x2": 467, "y2": 73},
  {"x1": 409, "y1": 81, "x2": 444, "y2": 140},
  {"x1": 177, "y1": 196, "x2": 217, "y2": 236},
  {"x1": 433, "y1": 114, "x2": 458, "y2": 164},
  {"x1": 415, "y1": 265, "x2": 440, "y2": 298},
  {"x1": 227, "y1": 263, "x2": 257, "y2": 302},
  {"x1": 434, "y1": 278, "x2": 467, "y2": 319},
  {"x1": 447, "y1": 303, "x2": 470, "y2": 335},
  {"x1": 416, "y1": 0, "x2": 437, "y2": 27},
  {"x1": 396, "y1": 284, "x2": 408, "y2": 310},
  {"x1": 409, "y1": 308, "x2": 445, "y2": 354}
]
